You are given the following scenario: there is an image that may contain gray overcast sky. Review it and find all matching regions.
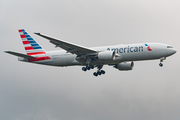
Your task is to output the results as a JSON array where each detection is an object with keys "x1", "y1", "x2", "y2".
[{"x1": 1, "y1": 0, "x2": 180, "y2": 120}]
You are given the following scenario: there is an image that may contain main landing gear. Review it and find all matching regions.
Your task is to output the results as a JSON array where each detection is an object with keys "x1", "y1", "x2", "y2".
[
  {"x1": 159, "y1": 57, "x2": 166, "y2": 67},
  {"x1": 93, "y1": 70, "x2": 105, "y2": 77},
  {"x1": 82, "y1": 65, "x2": 106, "y2": 77},
  {"x1": 82, "y1": 65, "x2": 94, "y2": 71},
  {"x1": 93, "y1": 65, "x2": 105, "y2": 77}
]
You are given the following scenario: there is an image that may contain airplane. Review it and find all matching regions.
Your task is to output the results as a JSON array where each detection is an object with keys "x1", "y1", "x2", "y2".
[{"x1": 4, "y1": 29, "x2": 177, "y2": 77}]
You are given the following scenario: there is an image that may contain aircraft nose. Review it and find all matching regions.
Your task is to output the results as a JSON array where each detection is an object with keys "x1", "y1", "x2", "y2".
[
  {"x1": 173, "y1": 49, "x2": 177, "y2": 54},
  {"x1": 169, "y1": 49, "x2": 177, "y2": 55}
]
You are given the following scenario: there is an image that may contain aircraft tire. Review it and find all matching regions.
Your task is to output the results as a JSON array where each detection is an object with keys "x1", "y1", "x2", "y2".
[
  {"x1": 93, "y1": 72, "x2": 98, "y2": 77},
  {"x1": 101, "y1": 70, "x2": 105, "y2": 74},
  {"x1": 90, "y1": 66, "x2": 94, "y2": 69},
  {"x1": 82, "y1": 67, "x2": 87, "y2": 71},
  {"x1": 159, "y1": 63, "x2": 163, "y2": 67},
  {"x1": 97, "y1": 71, "x2": 101, "y2": 75},
  {"x1": 87, "y1": 67, "x2": 91, "y2": 70}
]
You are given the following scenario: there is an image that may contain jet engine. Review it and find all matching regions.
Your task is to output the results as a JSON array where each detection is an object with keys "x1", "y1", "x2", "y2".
[
  {"x1": 98, "y1": 51, "x2": 115, "y2": 60},
  {"x1": 115, "y1": 62, "x2": 134, "y2": 71}
]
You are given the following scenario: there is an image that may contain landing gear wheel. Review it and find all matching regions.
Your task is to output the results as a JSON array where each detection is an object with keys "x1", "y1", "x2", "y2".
[
  {"x1": 82, "y1": 67, "x2": 87, "y2": 71},
  {"x1": 90, "y1": 66, "x2": 94, "y2": 69},
  {"x1": 159, "y1": 63, "x2": 163, "y2": 67},
  {"x1": 101, "y1": 70, "x2": 105, "y2": 74},
  {"x1": 93, "y1": 72, "x2": 98, "y2": 77},
  {"x1": 87, "y1": 67, "x2": 91, "y2": 70},
  {"x1": 97, "y1": 71, "x2": 102, "y2": 75}
]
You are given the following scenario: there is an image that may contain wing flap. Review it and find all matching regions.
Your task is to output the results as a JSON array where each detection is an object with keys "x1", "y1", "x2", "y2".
[
  {"x1": 34, "y1": 33, "x2": 97, "y2": 55},
  {"x1": 4, "y1": 51, "x2": 36, "y2": 59}
]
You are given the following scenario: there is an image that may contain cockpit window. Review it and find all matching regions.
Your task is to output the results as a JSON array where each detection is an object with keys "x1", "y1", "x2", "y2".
[{"x1": 167, "y1": 46, "x2": 173, "y2": 48}]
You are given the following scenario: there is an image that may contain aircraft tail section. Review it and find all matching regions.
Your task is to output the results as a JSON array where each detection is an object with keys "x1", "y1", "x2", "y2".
[{"x1": 19, "y1": 29, "x2": 46, "y2": 56}]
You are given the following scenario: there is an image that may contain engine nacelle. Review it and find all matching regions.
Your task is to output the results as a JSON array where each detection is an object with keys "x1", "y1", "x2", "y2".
[
  {"x1": 98, "y1": 51, "x2": 115, "y2": 60},
  {"x1": 115, "y1": 62, "x2": 134, "y2": 71}
]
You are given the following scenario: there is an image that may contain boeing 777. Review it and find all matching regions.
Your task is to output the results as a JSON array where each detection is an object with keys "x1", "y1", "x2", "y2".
[{"x1": 5, "y1": 29, "x2": 177, "y2": 76}]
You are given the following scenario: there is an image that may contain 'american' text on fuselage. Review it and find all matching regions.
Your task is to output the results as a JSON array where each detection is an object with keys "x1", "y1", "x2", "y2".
[{"x1": 107, "y1": 46, "x2": 144, "y2": 53}]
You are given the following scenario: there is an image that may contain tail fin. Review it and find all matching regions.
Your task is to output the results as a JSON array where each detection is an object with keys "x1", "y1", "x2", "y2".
[{"x1": 18, "y1": 29, "x2": 46, "y2": 56}]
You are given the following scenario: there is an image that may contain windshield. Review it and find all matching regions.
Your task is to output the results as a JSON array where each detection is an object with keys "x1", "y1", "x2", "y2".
[{"x1": 167, "y1": 46, "x2": 173, "y2": 48}]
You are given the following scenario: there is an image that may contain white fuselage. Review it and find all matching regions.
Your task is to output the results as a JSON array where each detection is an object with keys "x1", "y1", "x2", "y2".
[{"x1": 19, "y1": 43, "x2": 176, "y2": 67}]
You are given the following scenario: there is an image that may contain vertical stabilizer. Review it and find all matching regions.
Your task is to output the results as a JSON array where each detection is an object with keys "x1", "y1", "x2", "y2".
[{"x1": 19, "y1": 29, "x2": 46, "y2": 56}]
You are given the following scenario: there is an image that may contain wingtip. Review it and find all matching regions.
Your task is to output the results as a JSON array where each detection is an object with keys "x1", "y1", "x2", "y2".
[
  {"x1": 4, "y1": 51, "x2": 9, "y2": 53},
  {"x1": 34, "y1": 32, "x2": 41, "y2": 35}
]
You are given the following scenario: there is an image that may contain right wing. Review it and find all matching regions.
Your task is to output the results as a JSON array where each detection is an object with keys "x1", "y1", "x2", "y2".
[
  {"x1": 34, "y1": 33, "x2": 97, "y2": 56},
  {"x1": 4, "y1": 51, "x2": 36, "y2": 59}
]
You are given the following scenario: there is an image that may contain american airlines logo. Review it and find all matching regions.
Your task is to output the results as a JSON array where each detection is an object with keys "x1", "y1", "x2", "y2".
[
  {"x1": 145, "y1": 44, "x2": 152, "y2": 51},
  {"x1": 107, "y1": 44, "x2": 152, "y2": 53}
]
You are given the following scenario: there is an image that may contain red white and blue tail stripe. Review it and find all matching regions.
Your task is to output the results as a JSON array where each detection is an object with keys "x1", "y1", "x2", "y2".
[{"x1": 19, "y1": 29, "x2": 46, "y2": 56}]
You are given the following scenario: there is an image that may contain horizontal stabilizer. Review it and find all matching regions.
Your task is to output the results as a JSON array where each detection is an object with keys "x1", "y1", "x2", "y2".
[{"x1": 4, "y1": 51, "x2": 36, "y2": 59}]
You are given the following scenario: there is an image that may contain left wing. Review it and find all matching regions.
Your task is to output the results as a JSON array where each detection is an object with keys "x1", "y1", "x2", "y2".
[{"x1": 34, "y1": 33, "x2": 97, "y2": 56}]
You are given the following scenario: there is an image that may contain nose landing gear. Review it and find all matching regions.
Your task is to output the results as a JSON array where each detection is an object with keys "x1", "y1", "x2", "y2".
[
  {"x1": 159, "y1": 57, "x2": 166, "y2": 67},
  {"x1": 159, "y1": 63, "x2": 163, "y2": 67}
]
